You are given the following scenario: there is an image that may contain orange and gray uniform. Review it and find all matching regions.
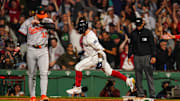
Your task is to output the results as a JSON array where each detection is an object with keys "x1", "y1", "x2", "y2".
[{"x1": 18, "y1": 17, "x2": 53, "y2": 97}]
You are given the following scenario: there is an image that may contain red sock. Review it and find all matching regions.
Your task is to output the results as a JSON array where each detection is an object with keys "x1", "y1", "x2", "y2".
[
  {"x1": 111, "y1": 70, "x2": 127, "y2": 82},
  {"x1": 75, "y1": 71, "x2": 82, "y2": 87}
]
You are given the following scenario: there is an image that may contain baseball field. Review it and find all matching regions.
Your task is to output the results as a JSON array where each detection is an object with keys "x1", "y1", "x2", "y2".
[{"x1": 0, "y1": 97, "x2": 180, "y2": 101}]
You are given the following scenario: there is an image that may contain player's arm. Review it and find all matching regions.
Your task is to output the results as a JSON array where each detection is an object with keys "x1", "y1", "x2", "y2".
[
  {"x1": 87, "y1": 35, "x2": 105, "y2": 69},
  {"x1": 18, "y1": 19, "x2": 29, "y2": 36},
  {"x1": 88, "y1": 35, "x2": 105, "y2": 51},
  {"x1": 40, "y1": 22, "x2": 55, "y2": 30},
  {"x1": 40, "y1": 18, "x2": 55, "y2": 30},
  {"x1": 96, "y1": 52, "x2": 103, "y2": 69}
]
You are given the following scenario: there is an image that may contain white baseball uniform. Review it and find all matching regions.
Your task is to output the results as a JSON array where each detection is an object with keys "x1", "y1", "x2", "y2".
[
  {"x1": 75, "y1": 30, "x2": 112, "y2": 75},
  {"x1": 18, "y1": 16, "x2": 53, "y2": 97}
]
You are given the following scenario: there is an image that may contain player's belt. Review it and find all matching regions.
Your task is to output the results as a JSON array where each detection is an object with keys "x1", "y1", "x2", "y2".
[{"x1": 28, "y1": 44, "x2": 48, "y2": 49}]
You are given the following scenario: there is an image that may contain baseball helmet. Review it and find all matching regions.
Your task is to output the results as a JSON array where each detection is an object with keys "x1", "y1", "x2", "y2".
[
  {"x1": 77, "y1": 17, "x2": 88, "y2": 34},
  {"x1": 36, "y1": 6, "x2": 48, "y2": 19}
]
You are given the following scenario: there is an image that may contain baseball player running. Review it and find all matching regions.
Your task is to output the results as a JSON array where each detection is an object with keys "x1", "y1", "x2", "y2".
[
  {"x1": 18, "y1": 6, "x2": 55, "y2": 101},
  {"x1": 66, "y1": 17, "x2": 135, "y2": 95}
]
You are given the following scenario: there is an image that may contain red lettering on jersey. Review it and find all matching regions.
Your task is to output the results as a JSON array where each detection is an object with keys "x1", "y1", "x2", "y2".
[
  {"x1": 41, "y1": 32, "x2": 48, "y2": 38},
  {"x1": 29, "y1": 27, "x2": 44, "y2": 35}
]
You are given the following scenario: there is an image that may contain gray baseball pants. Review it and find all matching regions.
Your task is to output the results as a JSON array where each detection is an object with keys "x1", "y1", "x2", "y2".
[
  {"x1": 27, "y1": 47, "x2": 49, "y2": 97},
  {"x1": 134, "y1": 55, "x2": 155, "y2": 97}
]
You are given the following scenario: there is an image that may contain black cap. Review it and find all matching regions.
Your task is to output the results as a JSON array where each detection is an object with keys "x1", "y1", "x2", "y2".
[
  {"x1": 135, "y1": 18, "x2": 143, "y2": 26},
  {"x1": 159, "y1": 39, "x2": 167, "y2": 43}
]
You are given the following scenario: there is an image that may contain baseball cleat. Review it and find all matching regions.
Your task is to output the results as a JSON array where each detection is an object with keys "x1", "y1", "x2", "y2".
[
  {"x1": 40, "y1": 95, "x2": 49, "y2": 101},
  {"x1": 66, "y1": 86, "x2": 82, "y2": 94},
  {"x1": 30, "y1": 97, "x2": 36, "y2": 101},
  {"x1": 126, "y1": 77, "x2": 135, "y2": 92}
]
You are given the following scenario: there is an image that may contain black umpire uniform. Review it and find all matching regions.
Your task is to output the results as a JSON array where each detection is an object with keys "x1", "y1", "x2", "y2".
[{"x1": 128, "y1": 18, "x2": 156, "y2": 98}]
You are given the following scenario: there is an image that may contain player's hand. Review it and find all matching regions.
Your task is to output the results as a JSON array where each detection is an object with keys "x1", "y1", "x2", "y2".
[
  {"x1": 96, "y1": 62, "x2": 102, "y2": 69},
  {"x1": 32, "y1": 19, "x2": 40, "y2": 25},
  {"x1": 128, "y1": 58, "x2": 131, "y2": 65},
  {"x1": 150, "y1": 57, "x2": 156, "y2": 64}
]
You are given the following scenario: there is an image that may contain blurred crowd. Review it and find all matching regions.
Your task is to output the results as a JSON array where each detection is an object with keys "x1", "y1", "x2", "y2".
[{"x1": 0, "y1": 0, "x2": 180, "y2": 71}]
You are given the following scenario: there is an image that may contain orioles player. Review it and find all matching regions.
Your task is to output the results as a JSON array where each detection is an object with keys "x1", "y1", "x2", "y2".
[
  {"x1": 66, "y1": 17, "x2": 135, "y2": 94},
  {"x1": 18, "y1": 6, "x2": 55, "y2": 101}
]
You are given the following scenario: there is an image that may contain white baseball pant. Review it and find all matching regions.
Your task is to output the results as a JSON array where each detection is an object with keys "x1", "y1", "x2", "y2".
[
  {"x1": 27, "y1": 47, "x2": 49, "y2": 97},
  {"x1": 75, "y1": 51, "x2": 113, "y2": 75}
]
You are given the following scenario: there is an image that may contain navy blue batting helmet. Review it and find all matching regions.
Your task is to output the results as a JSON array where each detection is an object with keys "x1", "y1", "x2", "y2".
[{"x1": 77, "y1": 17, "x2": 88, "y2": 34}]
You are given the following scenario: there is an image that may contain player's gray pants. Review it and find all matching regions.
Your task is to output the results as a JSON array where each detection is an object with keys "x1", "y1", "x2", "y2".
[
  {"x1": 134, "y1": 55, "x2": 155, "y2": 97},
  {"x1": 75, "y1": 51, "x2": 113, "y2": 76},
  {"x1": 27, "y1": 47, "x2": 49, "y2": 97}
]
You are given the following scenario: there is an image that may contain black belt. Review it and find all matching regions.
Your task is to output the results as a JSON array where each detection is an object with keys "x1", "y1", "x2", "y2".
[{"x1": 28, "y1": 44, "x2": 48, "y2": 49}]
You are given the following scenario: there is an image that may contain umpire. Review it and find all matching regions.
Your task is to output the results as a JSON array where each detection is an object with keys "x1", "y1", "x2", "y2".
[{"x1": 128, "y1": 18, "x2": 156, "y2": 98}]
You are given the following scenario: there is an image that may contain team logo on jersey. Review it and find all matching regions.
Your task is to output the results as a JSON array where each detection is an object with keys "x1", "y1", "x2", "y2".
[
  {"x1": 29, "y1": 27, "x2": 44, "y2": 35},
  {"x1": 93, "y1": 40, "x2": 97, "y2": 44}
]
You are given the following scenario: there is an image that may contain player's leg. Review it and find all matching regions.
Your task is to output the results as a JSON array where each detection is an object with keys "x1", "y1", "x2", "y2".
[
  {"x1": 134, "y1": 56, "x2": 144, "y2": 97},
  {"x1": 144, "y1": 55, "x2": 155, "y2": 98},
  {"x1": 66, "y1": 56, "x2": 98, "y2": 94},
  {"x1": 27, "y1": 49, "x2": 37, "y2": 98},
  {"x1": 100, "y1": 51, "x2": 135, "y2": 91},
  {"x1": 75, "y1": 56, "x2": 97, "y2": 86},
  {"x1": 37, "y1": 49, "x2": 49, "y2": 99}
]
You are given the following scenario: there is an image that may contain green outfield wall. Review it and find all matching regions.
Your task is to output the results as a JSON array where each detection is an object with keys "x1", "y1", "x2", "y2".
[{"x1": 0, "y1": 70, "x2": 180, "y2": 97}]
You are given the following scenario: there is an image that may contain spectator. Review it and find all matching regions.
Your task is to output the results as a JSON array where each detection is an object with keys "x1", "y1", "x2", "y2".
[
  {"x1": 0, "y1": 54, "x2": 5, "y2": 69},
  {"x1": 71, "y1": 0, "x2": 84, "y2": 23},
  {"x1": 174, "y1": 41, "x2": 180, "y2": 70},
  {"x1": 155, "y1": 39, "x2": 174, "y2": 71},
  {"x1": 103, "y1": 7, "x2": 120, "y2": 32},
  {"x1": 67, "y1": 12, "x2": 82, "y2": 52},
  {"x1": 172, "y1": 3, "x2": 180, "y2": 35},
  {"x1": 111, "y1": 34, "x2": 122, "y2": 68},
  {"x1": 49, "y1": 37, "x2": 64, "y2": 70},
  {"x1": 93, "y1": 20, "x2": 103, "y2": 40},
  {"x1": 156, "y1": 81, "x2": 176, "y2": 98},
  {"x1": 56, "y1": 43, "x2": 79, "y2": 70},
  {"x1": 99, "y1": 79, "x2": 120, "y2": 97},
  {"x1": 119, "y1": 34, "x2": 134, "y2": 70},
  {"x1": 0, "y1": 9, "x2": 10, "y2": 22},
  {"x1": 4, "y1": 0, "x2": 21, "y2": 23},
  {"x1": 58, "y1": 13, "x2": 69, "y2": 30},
  {"x1": 58, "y1": 0, "x2": 74, "y2": 15},
  {"x1": 108, "y1": 23, "x2": 122, "y2": 40},
  {"x1": 6, "y1": 84, "x2": 24, "y2": 96},
  {"x1": 100, "y1": 31, "x2": 116, "y2": 68},
  {"x1": 58, "y1": 24, "x2": 70, "y2": 50}
]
